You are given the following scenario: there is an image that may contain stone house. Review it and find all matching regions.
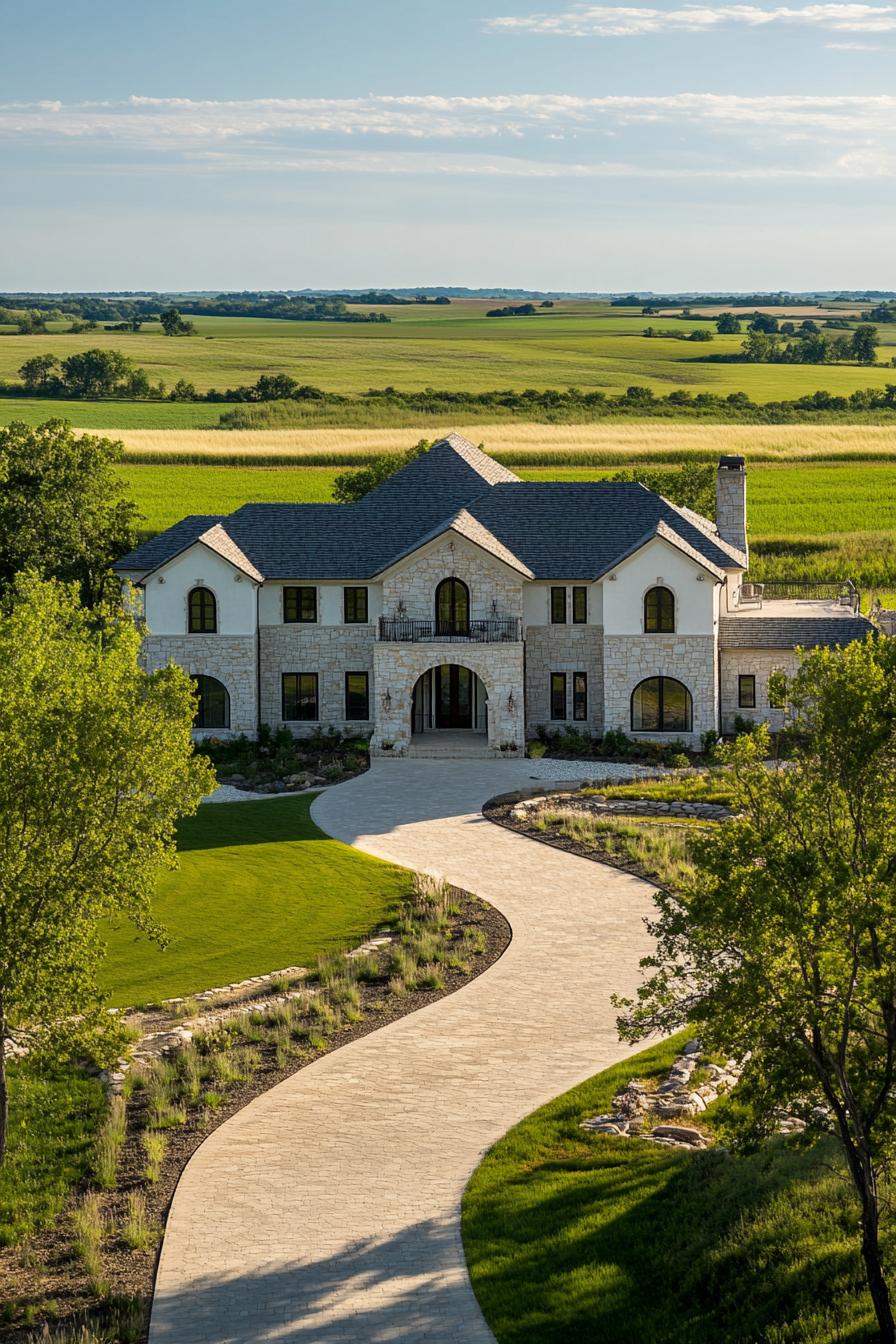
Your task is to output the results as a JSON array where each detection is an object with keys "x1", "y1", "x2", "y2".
[{"x1": 114, "y1": 434, "x2": 872, "y2": 755}]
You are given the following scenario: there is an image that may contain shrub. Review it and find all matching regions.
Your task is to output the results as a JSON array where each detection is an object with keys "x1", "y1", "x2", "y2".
[
  {"x1": 669, "y1": 752, "x2": 690, "y2": 769},
  {"x1": 600, "y1": 728, "x2": 633, "y2": 757},
  {"x1": 527, "y1": 740, "x2": 546, "y2": 759}
]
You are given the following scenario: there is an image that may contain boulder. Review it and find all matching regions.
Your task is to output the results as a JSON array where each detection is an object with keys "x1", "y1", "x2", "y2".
[{"x1": 652, "y1": 1124, "x2": 706, "y2": 1146}]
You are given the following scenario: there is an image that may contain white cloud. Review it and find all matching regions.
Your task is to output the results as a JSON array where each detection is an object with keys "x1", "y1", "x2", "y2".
[{"x1": 485, "y1": 2, "x2": 896, "y2": 35}]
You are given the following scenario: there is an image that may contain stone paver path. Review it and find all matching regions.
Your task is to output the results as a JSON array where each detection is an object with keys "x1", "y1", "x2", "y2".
[{"x1": 150, "y1": 760, "x2": 656, "y2": 1343}]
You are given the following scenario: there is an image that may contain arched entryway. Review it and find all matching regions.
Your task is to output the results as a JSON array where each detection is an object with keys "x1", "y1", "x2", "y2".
[{"x1": 412, "y1": 664, "x2": 488, "y2": 736}]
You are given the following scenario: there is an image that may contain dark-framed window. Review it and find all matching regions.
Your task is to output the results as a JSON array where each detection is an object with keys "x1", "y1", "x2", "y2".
[
  {"x1": 631, "y1": 677, "x2": 692, "y2": 733},
  {"x1": 435, "y1": 577, "x2": 470, "y2": 636},
  {"x1": 282, "y1": 673, "x2": 318, "y2": 721},
  {"x1": 283, "y1": 586, "x2": 317, "y2": 624},
  {"x1": 344, "y1": 587, "x2": 368, "y2": 624},
  {"x1": 345, "y1": 671, "x2": 370, "y2": 720},
  {"x1": 194, "y1": 675, "x2": 229, "y2": 729},
  {"x1": 188, "y1": 586, "x2": 217, "y2": 634},
  {"x1": 550, "y1": 587, "x2": 567, "y2": 624},
  {"x1": 550, "y1": 672, "x2": 567, "y2": 720},
  {"x1": 572, "y1": 586, "x2": 587, "y2": 624},
  {"x1": 738, "y1": 674, "x2": 756, "y2": 709},
  {"x1": 573, "y1": 672, "x2": 587, "y2": 721},
  {"x1": 644, "y1": 586, "x2": 675, "y2": 634}
]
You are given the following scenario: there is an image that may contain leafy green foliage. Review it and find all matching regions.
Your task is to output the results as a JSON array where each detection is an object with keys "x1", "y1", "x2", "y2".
[
  {"x1": 332, "y1": 438, "x2": 431, "y2": 503},
  {"x1": 0, "y1": 420, "x2": 139, "y2": 605}
]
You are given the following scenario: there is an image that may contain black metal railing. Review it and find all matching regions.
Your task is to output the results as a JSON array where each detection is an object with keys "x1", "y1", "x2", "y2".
[
  {"x1": 756, "y1": 579, "x2": 861, "y2": 613},
  {"x1": 379, "y1": 617, "x2": 522, "y2": 643}
]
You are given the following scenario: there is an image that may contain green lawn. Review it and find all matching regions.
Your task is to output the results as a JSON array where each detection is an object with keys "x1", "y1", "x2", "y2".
[
  {"x1": 100, "y1": 794, "x2": 410, "y2": 1007},
  {"x1": 0, "y1": 398, "x2": 230, "y2": 429},
  {"x1": 462, "y1": 1035, "x2": 881, "y2": 1344},
  {"x1": 1, "y1": 304, "x2": 894, "y2": 406},
  {"x1": 0, "y1": 1058, "x2": 105, "y2": 1247}
]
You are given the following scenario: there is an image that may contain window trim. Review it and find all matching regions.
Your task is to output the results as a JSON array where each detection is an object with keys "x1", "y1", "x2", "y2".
[
  {"x1": 630, "y1": 676, "x2": 693, "y2": 734},
  {"x1": 738, "y1": 673, "x2": 756, "y2": 709},
  {"x1": 281, "y1": 672, "x2": 319, "y2": 722},
  {"x1": 572, "y1": 586, "x2": 587, "y2": 624},
  {"x1": 643, "y1": 585, "x2": 675, "y2": 634},
  {"x1": 344, "y1": 670, "x2": 370, "y2": 721},
  {"x1": 573, "y1": 671, "x2": 588, "y2": 722},
  {"x1": 188, "y1": 586, "x2": 217, "y2": 635},
  {"x1": 550, "y1": 586, "x2": 567, "y2": 625},
  {"x1": 283, "y1": 586, "x2": 317, "y2": 624},
  {"x1": 343, "y1": 586, "x2": 369, "y2": 624},
  {"x1": 194, "y1": 674, "x2": 230, "y2": 729},
  {"x1": 550, "y1": 672, "x2": 567, "y2": 721}
]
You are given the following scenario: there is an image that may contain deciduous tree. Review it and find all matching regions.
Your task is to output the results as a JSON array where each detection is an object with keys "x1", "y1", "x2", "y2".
[
  {"x1": 0, "y1": 575, "x2": 214, "y2": 1164},
  {"x1": 616, "y1": 637, "x2": 896, "y2": 1341}
]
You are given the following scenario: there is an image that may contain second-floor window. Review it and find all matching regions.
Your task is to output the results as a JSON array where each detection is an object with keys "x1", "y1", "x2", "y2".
[
  {"x1": 284, "y1": 586, "x2": 317, "y2": 623},
  {"x1": 344, "y1": 587, "x2": 368, "y2": 623},
  {"x1": 550, "y1": 587, "x2": 567, "y2": 624},
  {"x1": 188, "y1": 586, "x2": 217, "y2": 634},
  {"x1": 644, "y1": 586, "x2": 675, "y2": 633},
  {"x1": 435, "y1": 577, "x2": 470, "y2": 635},
  {"x1": 572, "y1": 586, "x2": 587, "y2": 624}
]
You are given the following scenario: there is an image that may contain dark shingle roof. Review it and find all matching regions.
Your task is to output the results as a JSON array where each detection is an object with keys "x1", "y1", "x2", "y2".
[
  {"x1": 719, "y1": 616, "x2": 874, "y2": 649},
  {"x1": 114, "y1": 434, "x2": 746, "y2": 582}
]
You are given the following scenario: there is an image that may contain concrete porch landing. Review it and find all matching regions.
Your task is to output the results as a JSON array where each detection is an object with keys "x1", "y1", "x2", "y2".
[{"x1": 406, "y1": 729, "x2": 496, "y2": 759}]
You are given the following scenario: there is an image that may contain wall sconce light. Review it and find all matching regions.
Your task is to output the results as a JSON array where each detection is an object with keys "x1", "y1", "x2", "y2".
[
  {"x1": 608, "y1": 574, "x2": 617, "y2": 581},
  {"x1": 491, "y1": 597, "x2": 499, "y2": 616},
  {"x1": 382, "y1": 688, "x2": 392, "y2": 711},
  {"x1": 396, "y1": 599, "x2": 407, "y2": 616},
  {"x1": 507, "y1": 690, "x2": 515, "y2": 713},
  {"x1": 696, "y1": 574, "x2": 706, "y2": 582},
  {"x1": 157, "y1": 576, "x2": 165, "y2": 584}
]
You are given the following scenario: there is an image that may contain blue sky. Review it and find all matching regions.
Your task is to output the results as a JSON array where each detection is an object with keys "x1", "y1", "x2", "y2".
[{"x1": 2, "y1": 0, "x2": 895, "y2": 291}]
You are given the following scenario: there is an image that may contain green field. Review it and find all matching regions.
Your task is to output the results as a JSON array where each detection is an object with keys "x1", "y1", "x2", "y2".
[
  {"x1": 118, "y1": 459, "x2": 896, "y2": 600},
  {"x1": 462, "y1": 1035, "x2": 883, "y2": 1343},
  {"x1": 0, "y1": 397, "x2": 229, "y2": 429},
  {"x1": 100, "y1": 794, "x2": 410, "y2": 1006},
  {"x1": 2, "y1": 302, "x2": 895, "y2": 411}
]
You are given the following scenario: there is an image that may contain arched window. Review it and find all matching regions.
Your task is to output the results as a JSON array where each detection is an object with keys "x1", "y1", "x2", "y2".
[
  {"x1": 631, "y1": 677, "x2": 692, "y2": 733},
  {"x1": 644, "y1": 586, "x2": 675, "y2": 633},
  {"x1": 435, "y1": 577, "x2": 470, "y2": 636},
  {"x1": 188, "y1": 587, "x2": 217, "y2": 634},
  {"x1": 194, "y1": 675, "x2": 230, "y2": 730}
]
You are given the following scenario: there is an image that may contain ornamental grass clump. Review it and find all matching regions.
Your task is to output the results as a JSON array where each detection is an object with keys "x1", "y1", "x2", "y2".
[
  {"x1": 141, "y1": 1132, "x2": 166, "y2": 1184},
  {"x1": 120, "y1": 1192, "x2": 156, "y2": 1252},
  {"x1": 93, "y1": 1096, "x2": 127, "y2": 1191},
  {"x1": 71, "y1": 1194, "x2": 106, "y2": 1294}
]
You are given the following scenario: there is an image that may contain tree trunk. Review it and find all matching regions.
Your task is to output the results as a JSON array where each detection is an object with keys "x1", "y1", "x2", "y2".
[
  {"x1": 862, "y1": 1198, "x2": 895, "y2": 1344},
  {"x1": 0, "y1": 996, "x2": 7, "y2": 1168}
]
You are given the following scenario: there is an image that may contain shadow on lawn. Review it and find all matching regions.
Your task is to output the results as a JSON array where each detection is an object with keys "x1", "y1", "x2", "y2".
[
  {"x1": 176, "y1": 794, "x2": 325, "y2": 852},
  {"x1": 465, "y1": 1136, "x2": 871, "y2": 1344}
]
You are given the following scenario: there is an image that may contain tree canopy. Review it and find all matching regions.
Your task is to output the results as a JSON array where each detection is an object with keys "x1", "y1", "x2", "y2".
[
  {"x1": 0, "y1": 575, "x2": 214, "y2": 1163},
  {"x1": 332, "y1": 439, "x2": 431, "y2": 503},
  {"x1": 0, "y1": 419, "x2": 139, "y2": 606},
  {"x1": 617, "y1": 637, "x2": 896, "y2": 1339}
]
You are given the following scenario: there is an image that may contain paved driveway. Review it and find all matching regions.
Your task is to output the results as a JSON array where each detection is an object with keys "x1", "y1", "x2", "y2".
[{"x1": 150, "y1": 760, "x2": 656, "y2": 1343}]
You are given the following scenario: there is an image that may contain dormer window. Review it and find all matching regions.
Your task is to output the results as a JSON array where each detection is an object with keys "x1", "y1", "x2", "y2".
[
  {"x1": 644, "y1": 586, "x2": 675, "y2": 633},
  {"x1": 188, "y1": 587, "x2": 217, "y2": 634}
]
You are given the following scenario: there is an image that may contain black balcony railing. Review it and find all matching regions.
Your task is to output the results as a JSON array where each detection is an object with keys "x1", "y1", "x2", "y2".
[{"x1": 379, "y1": 617, "x2": 522, "y2": 643}]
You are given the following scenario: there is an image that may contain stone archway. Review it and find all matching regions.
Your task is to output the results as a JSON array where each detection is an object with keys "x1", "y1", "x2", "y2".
[{"x1": 411, "y1": 664, "x2": 488, "y2": 735}]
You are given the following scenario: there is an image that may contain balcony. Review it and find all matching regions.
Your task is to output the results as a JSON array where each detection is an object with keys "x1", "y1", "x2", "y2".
[{"x1": 378, "y1": 617, "x2": 522, "y2": 644}]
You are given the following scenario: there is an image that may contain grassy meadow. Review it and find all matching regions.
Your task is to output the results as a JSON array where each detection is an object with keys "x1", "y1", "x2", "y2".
[{"x1": 2, "y1": 300, "x2": 896, "y2": 406}]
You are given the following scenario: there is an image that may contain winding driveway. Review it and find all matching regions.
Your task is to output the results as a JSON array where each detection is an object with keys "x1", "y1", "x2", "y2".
[{"x1": 149, "y1": 761, "x2": 656, "y2": 1343}]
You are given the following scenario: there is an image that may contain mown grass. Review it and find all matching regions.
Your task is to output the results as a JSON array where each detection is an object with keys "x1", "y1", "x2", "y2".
[
  {"x1": 100, "y1": 795, "x2": 410, "y2": 1006},
  {"x1": 594, "y1": 772, "x2": 737, "y2": 808},
  {"x1": 0, "y1": 399, "x2": 229, "y2": 430},
  {"x1": 462, "y1": 1035, "x2": 884, "y2": 1344},
  {"x1": 1, "y1": 304, "x2": 894, "y2": 402},
  {"x1": 0, "y1": 1058, "x2": 106, "y2": 1246}
]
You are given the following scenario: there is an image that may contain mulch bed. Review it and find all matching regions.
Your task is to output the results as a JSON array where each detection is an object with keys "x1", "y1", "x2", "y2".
[
  {"x1": 484, "y1": 796, "x2": 668, "y2": 887},
  {"x1": 0, "y1": 891, "x2": 510, "y2": 1343}
]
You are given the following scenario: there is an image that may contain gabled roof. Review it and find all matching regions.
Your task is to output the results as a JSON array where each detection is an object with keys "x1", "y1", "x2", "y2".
[{"x1": 113, "y1": 432, "x2": 747, "y2": 583}]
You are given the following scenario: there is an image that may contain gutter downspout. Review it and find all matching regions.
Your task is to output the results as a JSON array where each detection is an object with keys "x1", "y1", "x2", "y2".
[{"x1": 255, "y1": 582, "x2": 262, "y2": 738}]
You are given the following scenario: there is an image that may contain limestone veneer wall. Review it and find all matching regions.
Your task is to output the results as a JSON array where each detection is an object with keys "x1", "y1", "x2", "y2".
[
  {"x1": 524, "y1": 626, "x2": 604, "y2": 735},
  {"x1": 142, "y1": 634, "x2": 257, "y2": 737},
  {"x1": 602, "y1": 633, "x2": 717, "y2": 749},
  {"x1": 371, "y1": 642, "x2": 525, "y2": 755},
  {"x1": 259, "y1": 625, "x2": 376, "y2": 735},
  {"x1": 719, "y1": 648, "x2": 799, "y2": 733},
  {"x1": 382, "y1": 535, "x2": 523, "y2": 623}
]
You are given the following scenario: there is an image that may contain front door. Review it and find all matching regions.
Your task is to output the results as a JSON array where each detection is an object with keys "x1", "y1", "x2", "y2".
[{"x1": 435, "y1": 665, "x2": 473, "y2": 729}]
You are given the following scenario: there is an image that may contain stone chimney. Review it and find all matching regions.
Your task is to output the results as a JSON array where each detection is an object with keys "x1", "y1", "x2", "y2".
[{"x1": 716, "y1": 455, "x2": 748, "y2": 560}]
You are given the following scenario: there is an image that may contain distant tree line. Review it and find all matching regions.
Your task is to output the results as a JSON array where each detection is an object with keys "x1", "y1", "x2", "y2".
[
  {"x1": 486, "y1": 303, "x2": 538, "y2": 318},
  {"x1": 642, "y1": 327, "x2": 713, "y2": 342},
  {"x1": 0, "y1": 291, "x2": 391, "y2": 325},
  {"x1": 728, "y1": 324, "x2": 881, "y2": 366}
]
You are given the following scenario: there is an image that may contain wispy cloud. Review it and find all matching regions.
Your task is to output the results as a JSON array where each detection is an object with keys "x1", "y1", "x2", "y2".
[{"x1": 485, "y1": 2, "x2": 896, "y2": 35}]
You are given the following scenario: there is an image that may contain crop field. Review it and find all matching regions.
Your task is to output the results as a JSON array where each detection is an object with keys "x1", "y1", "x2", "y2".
[
  {"x1": 2, "y1": 301, "x2": 895, "y2": 412},
  {"x1": 0, "y1": 398, "x2": 228, "y2": 429},
  {"x1": 118, "y1": 456, "x2": 896, "y2": 603}
]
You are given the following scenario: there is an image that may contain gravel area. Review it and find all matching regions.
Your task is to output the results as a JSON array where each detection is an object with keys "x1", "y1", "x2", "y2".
[
  {"x1": 522, "y1": 757, "x2": 668, "y2": 784},
  {"x1": 202, "y1": 783, "x2": 315, "y2": 804}
]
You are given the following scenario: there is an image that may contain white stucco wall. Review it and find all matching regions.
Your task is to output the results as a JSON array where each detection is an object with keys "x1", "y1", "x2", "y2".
[
  {"x1": 522, "y1": 582, "x2": 603, "y2": 627},
  {"x1": 257, "y1": 582, "x2": 383, "y2": 627},
  {"x1": 143, "y1": 544, "x2": 258, "y2": 636},
  {"x1": 601, "y1": 537, "x2": 718, "y2": 636}
]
